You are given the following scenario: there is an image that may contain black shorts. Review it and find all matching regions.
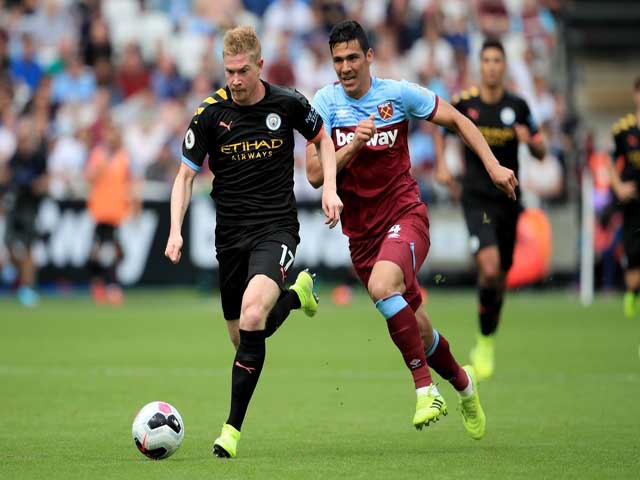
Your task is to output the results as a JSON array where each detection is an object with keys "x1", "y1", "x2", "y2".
[
  {"x1": 5, "y1": 203, "x2": 39, "y2": 249},
  {"x1": 94, "y1": 223, "x2": 118, "y2": 244},
  {"x1": 462, "y1": 195, "x2": 522, "y2": 272},
  {"x1": 623, "y1": 211, "x2": 640, "y2": 269},
  {"x1": 216, "y1": 226, "x2": 298, "y2": 321},
  {"x1": 91, "y1": 223, "x2": 123, "y2": 264}
]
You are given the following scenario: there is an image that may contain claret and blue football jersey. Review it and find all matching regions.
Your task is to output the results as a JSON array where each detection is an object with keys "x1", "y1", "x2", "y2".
[{"x1": 312, "y1": 77, "x2": 439, "y2": 240}]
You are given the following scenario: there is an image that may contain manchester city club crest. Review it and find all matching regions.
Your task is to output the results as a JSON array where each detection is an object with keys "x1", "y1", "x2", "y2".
[
  {"x1": 377, "y1": 101, "x2": 393, "y2": 121},
  {"x1": 500, "y1": 107, "x2": 516, "y2": 125},
  {"x1": 266, "y1": 113, "x2": 282, "y2": 131}
]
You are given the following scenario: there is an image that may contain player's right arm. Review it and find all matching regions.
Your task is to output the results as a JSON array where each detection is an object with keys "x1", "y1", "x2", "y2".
[
  {"x1": 306, "y1": 114, "x2": 375, "y2": 188},
  {"x1": 609, "y1": 129, "x2": 637, "y2": 202},
  {"x1": 165, "y1": 106, "x2": 211, "y2": 264},
  {"x1": 165, "y1": 162, "x2": 198, "y2": 264},
  {"x1": 431, "y1": 100, "x2": 518, "y2": 200}
]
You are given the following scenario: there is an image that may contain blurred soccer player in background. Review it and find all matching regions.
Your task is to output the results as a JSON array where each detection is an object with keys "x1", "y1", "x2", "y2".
[
  {"x1": 436, "y1": 39, "x2": 546, "y2": 380},
  {"x1": 2, "y1": 116, "x2": 47, "y2": 307},
  {"x1": 607, "y1": 78, "x2": 640, "y2": 319},
  {"x1": 164, "y1": 26, "x2": 342, "y2": 458},
  {"x1": 307, "y1": 20, "x2": 517, "y2": 437}
]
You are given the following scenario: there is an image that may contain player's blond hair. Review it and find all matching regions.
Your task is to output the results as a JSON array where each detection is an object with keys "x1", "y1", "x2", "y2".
[{"x1": 222, "y1": 26, "x2": 261, "y2": 64}]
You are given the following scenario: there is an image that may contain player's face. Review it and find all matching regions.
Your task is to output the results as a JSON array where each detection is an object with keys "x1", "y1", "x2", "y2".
[
  {"x1": 331, "y1": 40, "x2": 373, "y2": 99},
  {"x1": 480, "y1": 47, "x2": 506, "y2": 88},
  {"x1": 224, "y1": 53, "x2": 263, "y2": 105}
]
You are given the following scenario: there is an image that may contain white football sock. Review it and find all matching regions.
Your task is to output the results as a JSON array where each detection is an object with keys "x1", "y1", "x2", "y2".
[
  {"x1": 416, "y1": 384, "x2": 440, "y2": 397},
  {"x1": 458, "y1": 371, "x2": 474, "y2": 398}
]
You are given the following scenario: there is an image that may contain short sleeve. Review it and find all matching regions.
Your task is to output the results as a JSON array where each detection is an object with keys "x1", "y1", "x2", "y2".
[
  {"x1": 311, "y1": 88, "x2": 332, "y2": 133},
  {"x1": 288, "y1": 89, "x2": 324, "y2": 142},
  {"x1": 400, "y1": 80, "x2": 439, "y2": 121},
  {"x1": 442, "y1": 94, "x2": 466, "y2": 137},
  {"x1": 519, "y1": 99, "x2": 539, "y2": 137},
  {"x1": 181, "y1": 110, "x2": 211, "y2": 172},
  {"x1": 612, "y1": 130, "x2": 624, "y2": 159}
]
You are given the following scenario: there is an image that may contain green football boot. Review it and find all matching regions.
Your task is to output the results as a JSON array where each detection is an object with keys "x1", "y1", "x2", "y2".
[
  {"x1": 213, "y1": 423, "x2": 241, "y2": 458},
  {"x1": 470, "y1": 334, "x2": 495, "y2": 381},
  {"x1": 290, "y1": 269, "x2": 319, "y2": 317},
  {"x1": 459, "y1": 365, "x2": 487, "y2": 440},
  {"x1": 413, "y1": 384, "x2": 447, "y2": 430}
]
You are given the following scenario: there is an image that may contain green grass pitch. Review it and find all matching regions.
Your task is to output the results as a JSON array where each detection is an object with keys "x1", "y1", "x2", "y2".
[{"x1": 1, "y1": 288, "x2": 639, "y2": 479}]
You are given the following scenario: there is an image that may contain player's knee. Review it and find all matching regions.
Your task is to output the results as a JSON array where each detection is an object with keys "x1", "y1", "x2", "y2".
[
  {"x1": 368, "y1": 277, "x2": 404, "y2": 302},
  {"x1": 479, "y1": 262, "x2": 501, "y2": 286},
  {"x1": 240, "y1": 302, "x2": 268, "y2": 331}
]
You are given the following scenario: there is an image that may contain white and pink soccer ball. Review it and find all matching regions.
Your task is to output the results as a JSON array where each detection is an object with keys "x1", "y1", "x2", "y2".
[{"x1": 132, "y1": 401, "x2": 184, "y2": 459}]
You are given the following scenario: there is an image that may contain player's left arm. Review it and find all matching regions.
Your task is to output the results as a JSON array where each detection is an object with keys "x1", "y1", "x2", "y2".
[
  {"x1": 430, "y1": 99, "x2": 518, "y2": 200},
  {"x1": 515, "y1": 101, "x2": 546, "y2": 160},
  {"x1": 290, "y1": 89, "x2": 343, "y2": 228},
  {"x1": 310, "y1": 127, "x2": 343, "y2": 228}
]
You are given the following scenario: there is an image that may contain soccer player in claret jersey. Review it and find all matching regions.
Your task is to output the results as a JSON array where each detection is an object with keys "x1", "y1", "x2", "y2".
[
  {"x1": 306, "y1": 20, "x2": 516, "y2": 437},
  {"x1": 608, "y1": 78, "x2": 640, "y2": 320},
  {"x1": 436, "y1": 40, "x2": 546, "y2": 380},
  {"x1": 165, "y1": 26, "x2": 342, "y2": 458}
]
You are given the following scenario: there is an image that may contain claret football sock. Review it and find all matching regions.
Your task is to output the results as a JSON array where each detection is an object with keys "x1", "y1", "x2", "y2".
[
  {"x1": 425, "y1": 329, "x2": 470, "y2": 393},
  {"x1": 376, "y1": 294, "x2": 432, "y2": 388}
]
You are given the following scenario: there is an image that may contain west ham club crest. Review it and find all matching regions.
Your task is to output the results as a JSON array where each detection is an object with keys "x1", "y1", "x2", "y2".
[{"x1": 377, "y1": 101, "x2": 393, "y2": 121}]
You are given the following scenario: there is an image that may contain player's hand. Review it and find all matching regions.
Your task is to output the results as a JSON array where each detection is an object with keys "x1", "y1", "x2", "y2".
[
  {"x1": 488, "y1": 164, "x2": 518, "y2": 200},
  {"x1": 616, "y1": 181, "x2": 638, "y2": 202},
  {"x1": 514, "y1": 123, "x2": 531, "y2": 144},
  {"x1": 352, "y1": 114, "x2": 376, "y2": 149},
  {"x1": 322, "y1": 189, "x2": 343, "y2": 229},
  {"x1": 165, "y1": 232, "x2": 183, "y2": 264},
  {"x1": 434, "y1": 162, "x2": 461, "y2": 201}
]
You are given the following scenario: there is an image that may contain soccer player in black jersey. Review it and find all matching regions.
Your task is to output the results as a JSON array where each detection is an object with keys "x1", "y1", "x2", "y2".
[
  {"x1": 608, "y1": 78, "x2": 640, "y2": 320},
  {"x1": 436, "y1": 39, "x2": 546, "y2": 380},
  {"x1": 164, "y1": 26, "x2": 343, "y2": 458}
]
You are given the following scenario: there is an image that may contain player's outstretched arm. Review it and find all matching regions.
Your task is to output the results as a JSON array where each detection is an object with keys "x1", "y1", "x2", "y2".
[
  {"x1": 311, "y1": 128, "x2": 343, "y2": 228},
  {"x1": 165, "y1": 162, "x2": 198, "y2": 264},
  {"x1": 607, "y1": 157, "x2": 637, "y2": 202},
  {"x1": 431, "y1": 100, "x2": 518, "y2": 200},
  {"x1": 433, "y1": 129, "x2": 462, "y2": 200},
  {"x1": 514, "y1": 123, "x2": 546, "y2": 160},
  {"x1": 306, "y1": 114, "x2": 376, "y2": 188}
]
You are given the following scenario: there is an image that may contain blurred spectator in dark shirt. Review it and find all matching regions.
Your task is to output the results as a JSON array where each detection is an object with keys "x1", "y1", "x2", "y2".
[
  {"x1": 116, "y1": 43, "x2": 151, "y2": 99},
  {"x1": 83, "y1": 16, "x2": 113, "y2": 67}
]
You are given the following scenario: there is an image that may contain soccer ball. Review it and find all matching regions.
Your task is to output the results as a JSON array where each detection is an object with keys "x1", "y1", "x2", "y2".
[{"x1": 132, "y1": 401, "x2": 184, "y2": 460}]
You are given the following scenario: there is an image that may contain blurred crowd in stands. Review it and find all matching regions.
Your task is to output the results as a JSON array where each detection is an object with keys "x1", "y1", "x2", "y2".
[{"x1": 0, "y1": 0, "x2": 572, "y2": 209}]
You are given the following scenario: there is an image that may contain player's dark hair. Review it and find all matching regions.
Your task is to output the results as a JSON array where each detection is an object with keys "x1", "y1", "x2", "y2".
[
  {"x1": 481, "y1": 39, "x2": 506, "y2": 58},
  {"x1": 634, "y1": 76, "x2": 640, "y2": 91},
  {"x1": 329, "y1": 20, "x2": 371, "y2": 54}
]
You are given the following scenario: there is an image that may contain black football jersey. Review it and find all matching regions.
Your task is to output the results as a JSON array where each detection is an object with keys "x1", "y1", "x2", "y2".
[
  {"x1": 451, "y1": 87, "x2": 538, "y2": 201},
  {"x1": 181, "y1": 81, "x2": 323, "y2": 228},
  {"x1": 612, "y1": 113, "x2": 640, "y2": 213},
  {"x1": 612, "y1": 113, "x2": 640, "y2": 184}
]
